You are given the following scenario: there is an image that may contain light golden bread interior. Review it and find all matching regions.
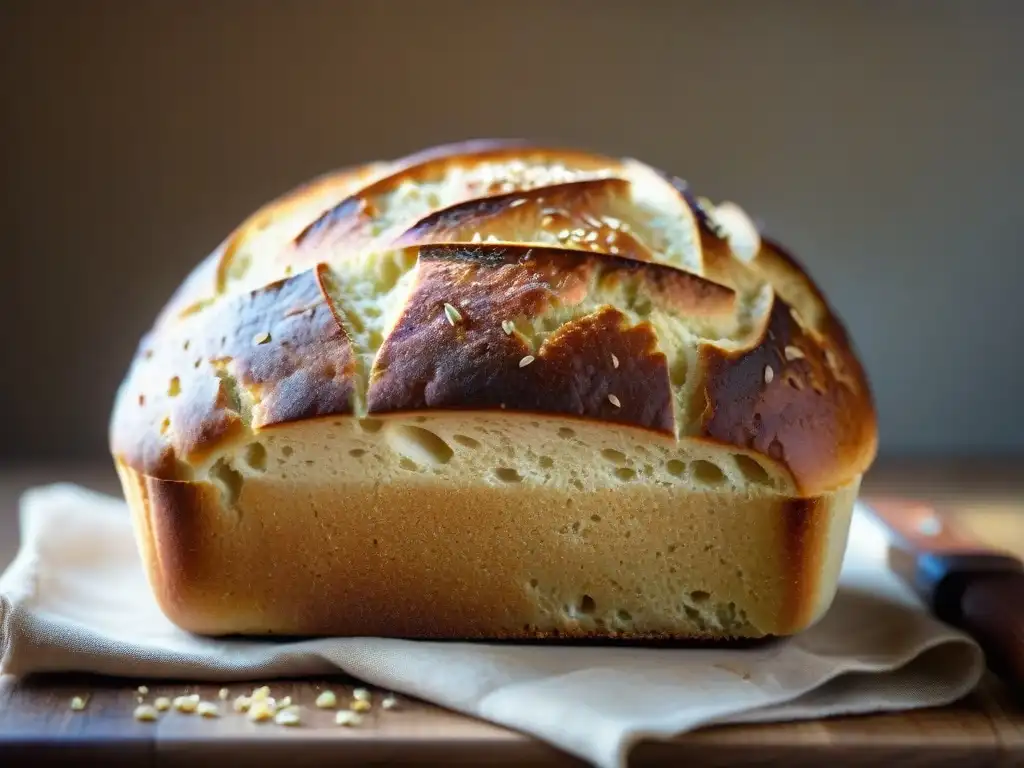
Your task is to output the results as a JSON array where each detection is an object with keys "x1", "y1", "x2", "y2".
[{"x1": 109, "y1": 140, "x2": 877, "y2": 639}]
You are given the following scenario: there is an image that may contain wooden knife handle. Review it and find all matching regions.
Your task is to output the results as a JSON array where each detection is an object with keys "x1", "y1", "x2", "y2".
[{"x1": 958, "y1": 572, "x2": 1024, "y2": 695}]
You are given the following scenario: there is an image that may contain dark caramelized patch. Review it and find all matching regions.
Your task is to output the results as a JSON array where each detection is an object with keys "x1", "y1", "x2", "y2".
[
  {"x1": 366, "y1": 249, "x2": 674, "y2": 433},
  {"x1": 111, "y1": 266, "x2": 357, "y2": 477},
  {"x1": 694, "y1": 297, "x2": 876, "y2": 495}
]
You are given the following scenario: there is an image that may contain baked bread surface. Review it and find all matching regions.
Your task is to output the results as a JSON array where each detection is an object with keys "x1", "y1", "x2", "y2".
[{"x1": 110, "y1": 140, "x2": 877, "y2": 639}]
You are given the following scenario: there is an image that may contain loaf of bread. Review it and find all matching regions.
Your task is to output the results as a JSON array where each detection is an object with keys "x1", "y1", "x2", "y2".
[{"x1": 109, "y1": 140, "x2": 877, "y2": 640}]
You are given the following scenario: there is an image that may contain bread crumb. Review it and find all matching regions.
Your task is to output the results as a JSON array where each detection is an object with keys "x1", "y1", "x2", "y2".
[
  {"x1": 764, "y1": 365, "x2": 774, "y2": 384},
  {"x1": 352, "y1": 687, "x2": 371, "y2": 702},
  {"x1": 278, "y1": 696, "x2": 292, "y2": 709},
  {"x1": 247, "y1": 701, "x2": 274, "y2": 722},
  {"x1": 173, "y1": 694, "x2": 200, "y2": 714},
  {"x1": 350, "y1": 698, "x2": 372, "y2": 713},
  {"x1": 274, "y1": 707, "x2": 301, "y2": 726},
  {"x1": 335, "y1": 710, "x2": 362, "y2": 727},
  {"x1": 233, "y1": 695, "x2": 251, "y2": 713},
  {"x1": 784, "y1": 345, "x2": 804, "y2": 361},
  {"x1": 381, "y1": 694, "x2": 399, "y2": 711},
  {"x1": 134, "y1": 704, "x2": 159, "y2": 722},
  {"x1": 253, "y1": 331, "x2": 271, "y2": 345},
  {"x1": 197, "y1": 701, "x2": 220, "y2": 718},
  {"x1": 501, "y1": 320, "x2": 514, "y2": 335},
  {"x1": 611, "y1": 354, "x2": 619, "y2": 369},
  {"x1": 315, "y1": 690, "x2": 337, "y2": 709},
  {"x1": 154, "y1": 697, "x2": 171, "y2": 712},
  {"x1": 137, "y1": 685, "x2": 149, "y2": 695},
  {"x1": 251, "y1": 685, "x2": 271, "y2": 701},
  {"x1": 217, "y1": 688, "x2": 230, "y2": 701},
  {"x1": 607, "y1": 394, "x2": 621, "y2": 408},
  {"x1": 519, "y1": 355, "x2": 535, "y2": 368},
  {"x1": 69, "y1": 695, "x2": 88, "y2": 711}
]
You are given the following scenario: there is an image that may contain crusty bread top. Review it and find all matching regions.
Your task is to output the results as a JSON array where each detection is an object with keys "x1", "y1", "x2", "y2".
[{"x1": 109, "y1": 140, "x2": 877, "y2": 496}]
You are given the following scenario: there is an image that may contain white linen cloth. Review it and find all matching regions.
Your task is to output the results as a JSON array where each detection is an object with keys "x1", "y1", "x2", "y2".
[{"x1": 0, "y1": 483, "x2": 985, "y2": 767}]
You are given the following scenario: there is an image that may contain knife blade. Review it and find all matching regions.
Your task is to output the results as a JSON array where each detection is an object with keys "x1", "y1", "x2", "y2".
[{"x1": 865, "y1": 496, "x2": 1024, "y2": 695}]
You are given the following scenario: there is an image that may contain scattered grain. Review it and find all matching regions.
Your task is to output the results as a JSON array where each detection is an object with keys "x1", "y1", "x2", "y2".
[
  {"x1": 274, "y1": 708, "x2": 301, "y2": 727},
  {"x1": 173, "y1": 694, "x2": 200, "y2": 714},
  {"x1": 350, "y1": 699, "x2": 372, "y2": 713},
  {"x1": 134, "y1": 704, "x2": 159, "y2": 722},
  {"x1": 247, "y1": 701, "x2": 274, "y2": 722},
  {"x1": 335, "y1": 711, "x2": 363, "y2": 727},
  {"x1": 315, "y1": 690, "x2": 338, "y2": 709}
]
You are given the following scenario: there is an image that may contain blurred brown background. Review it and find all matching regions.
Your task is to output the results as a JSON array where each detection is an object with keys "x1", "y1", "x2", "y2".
[{"x1": 1, "y1": 0, "x2": 1023, "y2": 467}]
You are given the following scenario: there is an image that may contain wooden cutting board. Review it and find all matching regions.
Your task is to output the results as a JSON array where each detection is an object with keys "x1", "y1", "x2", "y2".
[{"x1": 1, "y1": 461, "x2": 1023, "y2": 766}]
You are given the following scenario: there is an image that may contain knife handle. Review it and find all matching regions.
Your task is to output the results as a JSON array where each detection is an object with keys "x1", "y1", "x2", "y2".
[{"x1": 958, "y1": 572, "x2": 1024, "y2": 695}]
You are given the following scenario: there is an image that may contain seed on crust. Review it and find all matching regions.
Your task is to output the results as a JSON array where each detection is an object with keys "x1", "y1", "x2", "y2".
[{"x1": 443, "y1": 303, "x2": 463, "y2": 326}]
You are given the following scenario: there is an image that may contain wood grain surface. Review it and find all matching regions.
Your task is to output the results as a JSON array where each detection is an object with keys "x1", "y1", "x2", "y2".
[{"x1": 2, "y1": 459, "x2": 1023, "y2": 767}]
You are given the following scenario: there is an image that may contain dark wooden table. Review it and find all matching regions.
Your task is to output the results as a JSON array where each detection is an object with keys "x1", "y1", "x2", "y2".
[{"x1": 2, "y1": 460, "x2": 1023, "y2": 766}]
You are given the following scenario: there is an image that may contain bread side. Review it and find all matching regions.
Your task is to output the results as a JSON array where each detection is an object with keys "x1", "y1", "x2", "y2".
[{"x1": 116, "y1": 413, "x2": 856, "y2": 639}]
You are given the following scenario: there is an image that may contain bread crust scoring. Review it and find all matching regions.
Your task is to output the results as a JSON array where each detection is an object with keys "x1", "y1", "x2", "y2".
[{"x1": 109, "y1": 141, "x2": 876, "y2": 497}]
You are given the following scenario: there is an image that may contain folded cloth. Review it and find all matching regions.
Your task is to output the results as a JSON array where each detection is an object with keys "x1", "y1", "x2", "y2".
[{"x1": 1, "y1": 484, "x2": 984, "y2": 767}]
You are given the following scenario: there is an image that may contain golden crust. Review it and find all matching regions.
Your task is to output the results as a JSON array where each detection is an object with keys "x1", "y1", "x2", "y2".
[
  {"x1": 110, "y1": 142, "x2": 876, "y2": 497},
  {"x1": 110, "y1": 266, "x2": 357, "y2": 478}
]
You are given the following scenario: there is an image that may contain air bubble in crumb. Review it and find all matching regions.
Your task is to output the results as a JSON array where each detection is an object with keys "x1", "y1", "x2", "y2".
[
  {"x1": 600, "y1": 449, "x2": 628, "y2": 465},
  {"x1": 494, "y1": 467, "x2": 522, "y2": 483},
  {"x1": 614, "y1": 467, "x2": 637, "y2": 482},
  {"x1": 691, "y1": 460, "x2": 725, "y2": 485},
  {"x1": 538, "y1": 455, "x2": 554, "y2": 469},
  {"x1": 359, "y1": 419, "x2": 383, "y2": 433},
  {"x1": 558, "y1": 427, "x2": 575, "y2": 439},
  {"x1": 387, "y1": 425, "x2": 454, "y2": 466},
  {"x1": 349, "y1": 448, "x2": 366, "y2": 458},
  {"x1": 244, "y1": 443, "x2": 267, "y2": 472},
  {"x1": 734, "y1": 454, "x2": 773, "y2": 486},
  {"x1": 453, "y1": 434, "x2": 481, "y2": 449}
]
